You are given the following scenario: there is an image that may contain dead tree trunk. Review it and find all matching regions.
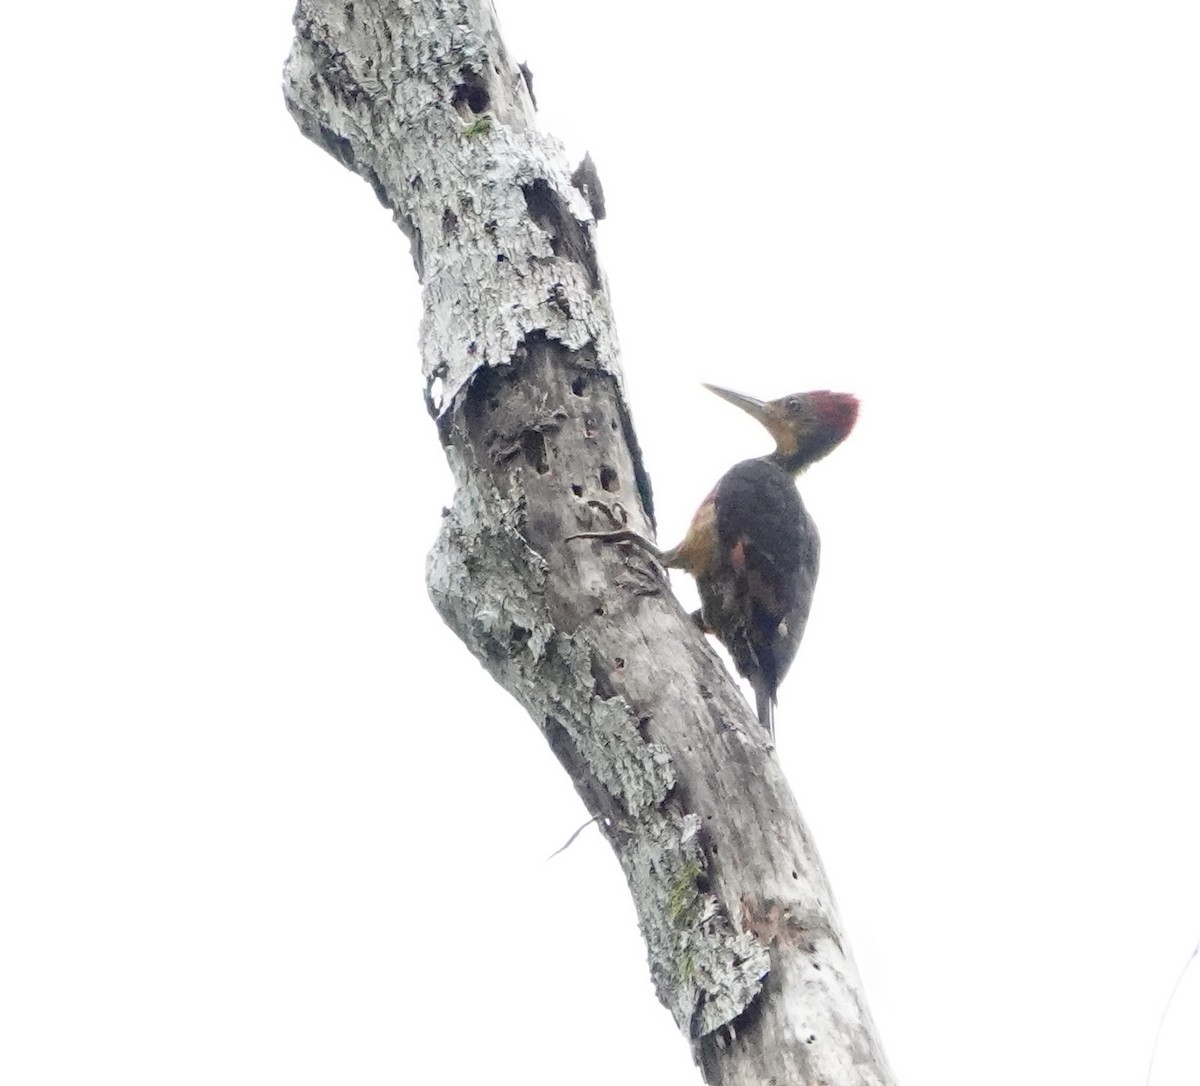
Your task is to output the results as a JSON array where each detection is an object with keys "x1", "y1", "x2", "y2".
[{"x1": 283, "y1": 3, "x2": 895, "y2": 1082}]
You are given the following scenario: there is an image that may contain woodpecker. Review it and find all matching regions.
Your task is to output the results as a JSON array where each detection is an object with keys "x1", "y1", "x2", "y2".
[{"x1": 572, "y1": 385, "x2": 858, "y2": 736}]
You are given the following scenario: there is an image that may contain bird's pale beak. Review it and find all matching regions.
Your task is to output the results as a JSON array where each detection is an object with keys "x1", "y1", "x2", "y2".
[{"x1": 702, "y1": 383, "x2": 769, "y2": 424}]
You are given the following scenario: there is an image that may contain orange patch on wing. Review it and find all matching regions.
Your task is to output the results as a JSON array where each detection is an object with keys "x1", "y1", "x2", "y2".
[
  {"x1": 668, "y1": 495, "x2": 720, "y2": 576},
  {"x1": 728, "y1": 537, "x2": 747, "y2": 571}
]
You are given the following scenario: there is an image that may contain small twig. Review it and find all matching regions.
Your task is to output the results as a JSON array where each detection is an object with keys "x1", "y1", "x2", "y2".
[{"x1": 546, "y1": 815, "x2": 602, "y2": 860}]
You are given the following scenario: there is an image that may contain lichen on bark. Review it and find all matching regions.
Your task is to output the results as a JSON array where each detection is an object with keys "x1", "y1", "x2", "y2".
[
  {"x1": 424, "y1": 343, "x2": 769, "y2": 1036},
  {"x1": 286, "y1": 0, "x2": 619, "y2": 419}
]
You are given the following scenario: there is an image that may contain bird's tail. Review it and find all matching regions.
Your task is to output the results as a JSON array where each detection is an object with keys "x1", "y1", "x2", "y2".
[{"x1": 754, "y1": 684, "x2": 775, "y2": 741}]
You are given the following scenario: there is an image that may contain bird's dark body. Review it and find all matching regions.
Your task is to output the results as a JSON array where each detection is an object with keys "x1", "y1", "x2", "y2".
[
  {"x1": 695, "y1": 458, "x2": 819, "y2": 732},
  {"x1": 568, "y1": 384, "x2": 856, "y2": 736}
]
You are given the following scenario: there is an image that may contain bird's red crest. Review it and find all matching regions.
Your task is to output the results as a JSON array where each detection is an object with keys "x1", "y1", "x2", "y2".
[{"x1": 808, "y1": 391, "x2": 860, "y2": 440}]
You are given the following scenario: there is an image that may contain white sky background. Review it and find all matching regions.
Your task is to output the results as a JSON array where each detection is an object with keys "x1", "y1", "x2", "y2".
[{"x1": 2, "y1": 1, "x2": 1198, "y2": 1083}]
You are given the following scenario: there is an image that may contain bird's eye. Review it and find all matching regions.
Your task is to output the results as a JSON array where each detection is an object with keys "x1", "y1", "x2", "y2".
[{"x1": 786, "y1": 398, "x2": 803, "y2": 415}]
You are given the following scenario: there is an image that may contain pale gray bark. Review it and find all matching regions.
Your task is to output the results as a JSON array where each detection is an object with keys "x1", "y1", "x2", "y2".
[{"x1": 283, "y1": 3, "x2": 895, "y2": 1083}]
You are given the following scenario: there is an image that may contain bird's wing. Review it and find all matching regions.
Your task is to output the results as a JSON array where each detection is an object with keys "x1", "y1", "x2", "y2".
[{"x1": 714, "y1": 460, "x2": 820, "y2": 698}]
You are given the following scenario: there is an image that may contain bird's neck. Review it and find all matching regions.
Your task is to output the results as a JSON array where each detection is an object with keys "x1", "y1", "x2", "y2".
[{"x1": 767, "y1": 448, "x2": 810, "y2": 477}]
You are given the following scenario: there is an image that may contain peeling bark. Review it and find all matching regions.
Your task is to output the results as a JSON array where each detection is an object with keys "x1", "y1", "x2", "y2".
[{"x1": 284, "y1": 3, "x2": 895, "y2": 1082}]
